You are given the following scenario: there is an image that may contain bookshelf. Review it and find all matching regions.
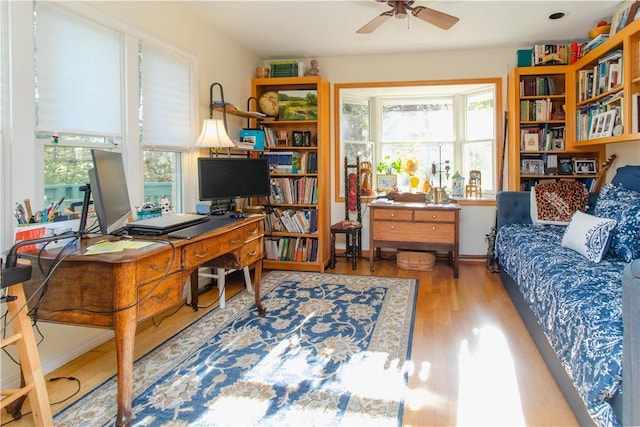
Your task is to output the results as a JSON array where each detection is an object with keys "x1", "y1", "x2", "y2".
[
  {"x1": 251, "y1": 76, "x2": 330, "y2": 272},
  {"x1": 568, "y1": 19, "x2": 640, "y2": 147},
  {"x1": 508, "y1": 66, "x2": 605, "y2": 191}
]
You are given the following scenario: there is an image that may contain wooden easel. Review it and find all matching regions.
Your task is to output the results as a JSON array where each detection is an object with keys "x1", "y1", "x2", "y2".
[{"x1": 1, "y1": 282, "x2": 53, "y2": 425}]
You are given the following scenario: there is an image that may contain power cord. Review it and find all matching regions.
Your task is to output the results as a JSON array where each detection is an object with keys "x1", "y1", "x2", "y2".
[{"x1": 0, "y1": 376, "x2": 81, "y2": 426}]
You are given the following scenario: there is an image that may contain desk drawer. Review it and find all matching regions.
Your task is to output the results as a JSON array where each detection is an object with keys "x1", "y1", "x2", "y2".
[
  {"x1": 241, "y1": 237, "x2": 263, "y2": 265},
  {"x1": 374, "y1": 221, "x2": 455, "y2": 244},
  {"x1": 137, "y1": 252, "x2": 181, "y2": 283},
  {"x1": 414, "y1": 210, "x2": 456, "y2": 223},
  {"x1": 372, "y1": 209, "x2": 413, "y2": 221},
  {"x1": 183, "y1": 228, "x2": 246, "y2": 269},
  {"x1": 137, "y1": 273, "x2": 182, "y2": 321}
]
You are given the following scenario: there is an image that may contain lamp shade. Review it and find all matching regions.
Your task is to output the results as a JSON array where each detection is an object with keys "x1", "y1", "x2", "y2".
[{"x1": 195, "y1": 119, "x2": 236, "y2": 149}]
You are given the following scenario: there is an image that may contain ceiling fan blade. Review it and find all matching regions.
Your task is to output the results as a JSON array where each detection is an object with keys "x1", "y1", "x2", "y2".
[
  {"x1": 356, "y1": 11, "x2": 394, "y2": 34},
  {"x1": 412, "y1": 6, "x2": 459, "y2": 30}
]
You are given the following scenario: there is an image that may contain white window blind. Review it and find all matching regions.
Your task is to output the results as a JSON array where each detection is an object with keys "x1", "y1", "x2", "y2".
[
  {"x1": 35, "y1": 2, "x2": 121, "y2": 136},
  {"x1": 140, "y1": 43, "x2": 191, "y2": 147}
]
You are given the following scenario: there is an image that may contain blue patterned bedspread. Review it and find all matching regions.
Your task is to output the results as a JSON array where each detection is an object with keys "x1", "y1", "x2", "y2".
[{"x1": 496, "y1": 224, "x2": 627, "y2": 427}]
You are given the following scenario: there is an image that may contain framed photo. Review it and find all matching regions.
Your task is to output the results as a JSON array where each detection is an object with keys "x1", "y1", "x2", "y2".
[
  {"x1": 523, "y1": 133, "x2": 539, "y2": 151},
  {"x1": 521, "y1": 159, "x2": 545, "y2": 176},
  {"x1": 601, "y1": 109, "x2": 618, "y2": 137},
  {"x1": 302, "y1": 131, "x2": 312, "y2": 147},
  {"x1": 376, "y1": 174, "x2": 397, "y2": 192},
  {"x1": 291, "y1": 130, "x2": 304, "y2": 146},
  {"x1": 611, "y1": 1, "x2": 634, "y2": 35},
  {"x1": 573, "y1": 159, "x2": 598, "y2": 174},
  {"x1": 559, "y1": 158, "x2": 573, "y2": 174},
  {"x1": 626, "y1": 1, "x2": 640, "y2": 27},
  {"x1": 588, "y1": 112, "x2": 606, "y2": 139}
]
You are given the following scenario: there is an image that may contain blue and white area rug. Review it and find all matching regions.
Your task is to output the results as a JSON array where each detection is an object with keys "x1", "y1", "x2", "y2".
[{"x1": 54, "y1": 271, "x2": 418, "y2": 426}]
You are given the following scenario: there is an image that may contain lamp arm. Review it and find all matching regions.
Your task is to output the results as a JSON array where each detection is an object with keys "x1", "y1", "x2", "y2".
[
  {"x1": 4, "y1": 232, "x2": 81, "y2": 269},
  {"x1": 209, "y1": 82, "x2": 228, "y2": 133}
]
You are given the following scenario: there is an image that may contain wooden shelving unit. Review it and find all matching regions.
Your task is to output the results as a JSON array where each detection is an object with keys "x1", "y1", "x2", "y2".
[
  {"x1": 250, "y1": 76, "x2": 330, "y2": 272},
  {"x1": 508, "y1": 66, "x2": 604, "y2": 191}
]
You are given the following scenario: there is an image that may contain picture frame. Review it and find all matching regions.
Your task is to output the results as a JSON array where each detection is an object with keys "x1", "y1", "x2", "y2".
[
  {"x1": 611, "y1": 1, "x2": 634, "y2": 35},
  {"x1": 573, "y1": 159, "x2": 598, "y2": 174},
  {"x1": 559, "y1": 158, "x2": 573, "y2": 174},
  {"x1": 521, "y1": 159, "x2": 545, "y2": 176},
  {"x1": 601, "y1": 109, "x2": 618, "y2": 137},
  {"x1": 291, "y1": 130, "x2": 304, "y2": 147},
  {"x1": 302, "y1": 130, "x2": 312, "y2": 147},
  {"x1": 626, "y1": 1, "x2": 640, "y2": 27},
  {"x1": 376, "y1": 174, "x2": 397, "y2": 192},
  {"x1": 523, "y1": 133, "x2": 539, "y2": 151},
  {"x1": 588, "y1": 112, "x2": 606, "y2": 139}
]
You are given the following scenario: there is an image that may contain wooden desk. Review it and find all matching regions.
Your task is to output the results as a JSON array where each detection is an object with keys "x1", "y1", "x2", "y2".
[
  {"x1": 369, "y1": 202, "x2": 460, "y2": 277},
  {"x1": 21, "y1": 215, "x2": 265, "y2": 426}
]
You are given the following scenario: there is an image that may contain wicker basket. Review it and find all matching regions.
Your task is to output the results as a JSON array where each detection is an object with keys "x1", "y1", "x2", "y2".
[{"x1": 397, "y1": 251, "x2": 436, "y2": 271}]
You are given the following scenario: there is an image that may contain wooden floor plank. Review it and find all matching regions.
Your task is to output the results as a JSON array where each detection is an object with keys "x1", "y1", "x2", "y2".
[{"x1": 1, "y1": 259, "x2": 578, "y2": 426}]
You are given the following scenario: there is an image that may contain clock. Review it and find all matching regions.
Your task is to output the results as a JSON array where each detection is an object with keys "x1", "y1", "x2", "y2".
[{"x1": 258, "y1": 91, "x2": 279, "y2": 117}]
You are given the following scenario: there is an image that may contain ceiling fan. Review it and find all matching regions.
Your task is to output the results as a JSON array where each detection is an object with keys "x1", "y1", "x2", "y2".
[{"x1": 357, "y1": 0, "x2": 459, "y2": 34}]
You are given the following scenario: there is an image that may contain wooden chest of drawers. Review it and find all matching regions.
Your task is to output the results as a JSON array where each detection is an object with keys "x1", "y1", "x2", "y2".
[{"x1": 369, "y1": 202, "x2": 461, "y2": 277}]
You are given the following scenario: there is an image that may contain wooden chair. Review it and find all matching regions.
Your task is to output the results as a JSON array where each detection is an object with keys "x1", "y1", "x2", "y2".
[
  {"x1": 329, "y1": 156, "x2": 362, "y2": 270},
  {"x1": 1, "y1": 278, "x2": 53, "y2": 425}
]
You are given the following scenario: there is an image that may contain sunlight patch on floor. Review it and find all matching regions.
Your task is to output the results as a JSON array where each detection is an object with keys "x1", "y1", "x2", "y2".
[{"x1": 457, "y1": 326, "x2": 525, "y2": 426}]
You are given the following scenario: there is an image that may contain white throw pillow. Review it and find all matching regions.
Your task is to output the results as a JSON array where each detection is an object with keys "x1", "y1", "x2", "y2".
[{"x1": 561, "y1": 211, "x2": 617, "y2": 263}]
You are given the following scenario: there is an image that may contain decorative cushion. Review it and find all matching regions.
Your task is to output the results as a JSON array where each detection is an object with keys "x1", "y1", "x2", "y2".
[
  {"x1": 594, "y1": 183, "x2": 640, "y2": 262},
  {"x1": 561, "y1": 211, "x2": 617, "y2": 263},
  {"x1": 611, "y1": 165, "x2": 640, "y2": 193},
  {"x1": 531, "y1": 181, "x2": 589, "y2": 225}
]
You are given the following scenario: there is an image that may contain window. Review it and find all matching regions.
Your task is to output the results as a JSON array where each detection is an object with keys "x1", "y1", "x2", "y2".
[
  {"x1": 34, "y1": 2, "x2": 194, "y2": 215},
  {"x1": 336, "y1": 80, "x2": 500, "y2": 199}
]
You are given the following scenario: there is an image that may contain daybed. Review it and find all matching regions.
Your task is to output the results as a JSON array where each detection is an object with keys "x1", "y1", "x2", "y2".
[{"x1": 495, "y1": 165, "x2": 640, "y2": 427}]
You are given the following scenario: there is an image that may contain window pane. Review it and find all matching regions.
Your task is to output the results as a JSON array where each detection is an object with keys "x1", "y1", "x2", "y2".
[
  {"x1": 140, "y1": 43, "x2": 191, "y2": 147},
  {"x1": 43, "y1": 146, "x2": 94, "y2": 210},
  {"x1": 466, "y1": 92, "x2": 494, "y2": 141},
  {"x1": 341, "y1": 100, "x2": 369, "y2": 142},
  {"x1": 35, "y1": 2, "x2": 121, "y2": 135},
  {"x1": 464, "y1": 140, "x2": 494, "y2": 191},
  {"x1": 143, "y1": 150, "x2": 181, "y2": 212},
  {"x1": 382, "y1": 100, "x2": 453, "y2": 142}
]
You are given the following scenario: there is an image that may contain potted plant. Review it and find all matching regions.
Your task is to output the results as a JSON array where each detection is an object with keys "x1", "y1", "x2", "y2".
[{"x1": 377, "y1": 156, "x2": 402, "y2": 175}]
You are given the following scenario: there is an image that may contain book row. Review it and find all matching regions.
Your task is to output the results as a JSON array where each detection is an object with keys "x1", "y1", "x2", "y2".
[
  {"x1": 577, "y1": 50, "x2": 623, "y2": 102},
  {"x1": 264, "y1": 207, "x2": 318, "y2": 234},
  {"x1": 529, "y1": 38, "x2": 607, "y2": 67},
  {"x1": 270, "y1": 177, "x2": 318, "y2": 205},
  {"x1": 520, "y1": 98, "x2": 557, "y2": 121},
  {"x1": 263, "y1": 151, "x2": 318, "y2": 174},
  {"x1": 520, "y1": 125, "x2": 565, "y2": 151},
  {"x1": 519, "y1": 75, "x2": 563, "y2": 96},
  {"x1": 265, "y1": 236, "x2": 318, "y2": 262}
]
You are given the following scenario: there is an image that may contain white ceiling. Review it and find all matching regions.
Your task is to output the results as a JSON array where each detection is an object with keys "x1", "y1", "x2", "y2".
[{"x1": 184, "y1": 1, "x2": 618, "y2": 59}]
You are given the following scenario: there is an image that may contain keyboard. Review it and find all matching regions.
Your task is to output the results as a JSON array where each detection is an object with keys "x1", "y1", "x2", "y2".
[{"x1": 167, "y1": 217, "x2": 237, "y2": 239}]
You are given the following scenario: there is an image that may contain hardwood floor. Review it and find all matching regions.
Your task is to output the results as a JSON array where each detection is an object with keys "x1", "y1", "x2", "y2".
[{"x1": 2, "y1": 259, "x2": 578, "y2": 426}]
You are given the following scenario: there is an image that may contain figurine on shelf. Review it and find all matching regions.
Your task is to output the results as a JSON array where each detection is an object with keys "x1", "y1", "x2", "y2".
[
  {"x1": 360, "y1": 161, "x2": 376, "y2": 196},
  {"x1": 305, "y1": 59, "x2": 320, "y2": 76}
]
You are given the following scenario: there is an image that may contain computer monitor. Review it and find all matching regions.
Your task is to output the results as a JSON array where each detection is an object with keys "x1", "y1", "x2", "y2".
[
  {"x1": 198, "y1": 157, "x2": 270, "y2": 201},
  {"x1": 89, "y1": 149, "x2": 133, "y2": 235}
]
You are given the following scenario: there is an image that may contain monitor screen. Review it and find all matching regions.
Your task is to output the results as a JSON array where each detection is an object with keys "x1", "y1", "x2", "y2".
[
  {"x1": 198, "y1": 157, "x2": 271, "y2": 201},
  {"x1": 89, "y1": 149, "x2": 132, "y2": 235}
]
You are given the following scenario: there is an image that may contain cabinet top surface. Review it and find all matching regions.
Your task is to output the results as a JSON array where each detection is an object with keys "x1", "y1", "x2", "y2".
[{"x1": 370, "y1": 201, "x2": 461, "y2": 210}]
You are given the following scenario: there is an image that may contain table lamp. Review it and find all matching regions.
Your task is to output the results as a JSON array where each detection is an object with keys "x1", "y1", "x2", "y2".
[{"x1": 195, "y1": 119, "x2": 236, "y2": 157}]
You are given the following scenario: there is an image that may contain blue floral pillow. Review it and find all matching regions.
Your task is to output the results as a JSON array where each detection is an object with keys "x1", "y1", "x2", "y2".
[
  {"x1": 594, "y1": 183, "x2": 640, "y2": 262},
  {"x1": 561, "y1": 211, "x2": 616, "y2": 263}
]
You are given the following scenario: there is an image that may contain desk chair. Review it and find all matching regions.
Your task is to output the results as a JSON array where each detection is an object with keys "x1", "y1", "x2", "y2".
[
  {"x1": 192, "y1": 253, "x2": 253, "y2": 309},
  {"x1": 330, "y1": 156, "x2": 362, "y2": 270}
]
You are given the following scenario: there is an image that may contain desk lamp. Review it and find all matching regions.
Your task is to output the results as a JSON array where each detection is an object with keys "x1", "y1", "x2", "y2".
[{"x1": 195, "y1": 119, "x2": 236, "y2": 157}]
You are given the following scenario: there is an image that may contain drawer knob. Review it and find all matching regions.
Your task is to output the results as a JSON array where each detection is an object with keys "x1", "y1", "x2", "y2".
[
  {"x1": 390, "y1": 225, "x2": 395, "y2": 230},
  {"x1": 390, "y1": 213, "x2": 395, "y2": 217},
  {"x1": 247, "y1": 249, "x2": 258, "y2": 256},
  {"x1": 432, "y1": 214, "x2": 437, "y2": 219},
  {"x1": 248, "y1": 228, "x2": 258, "y2": 235},
  {"x1": 432, "y1": 226, "x2": 437, "y2": 231},
  {"x1": 229, "y1": 238, "x2": 242, "y2": 244},
  {"x1": 151, "y1": 288, "x2": 170, "y2": 302}
]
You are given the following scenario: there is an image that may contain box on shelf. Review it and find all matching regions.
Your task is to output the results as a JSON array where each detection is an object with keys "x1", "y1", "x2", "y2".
[
  {"x1": 269, "y1": 60, "x2": 298, "y2": 78},
  {"x1": 239, "y1": 128, "x2": 265, "y2": 150},
  {"x1": 517, "y1": 49, "x2": 532, "y2": 67}
]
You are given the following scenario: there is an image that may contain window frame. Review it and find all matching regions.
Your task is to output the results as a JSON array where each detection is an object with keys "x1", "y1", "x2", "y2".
[
  {"x1": 31, "y1": 1, "x2": 199, "y2": 216},
  {"x1": 334, "y1": 79, "x2": 502, "y2": 203}
]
